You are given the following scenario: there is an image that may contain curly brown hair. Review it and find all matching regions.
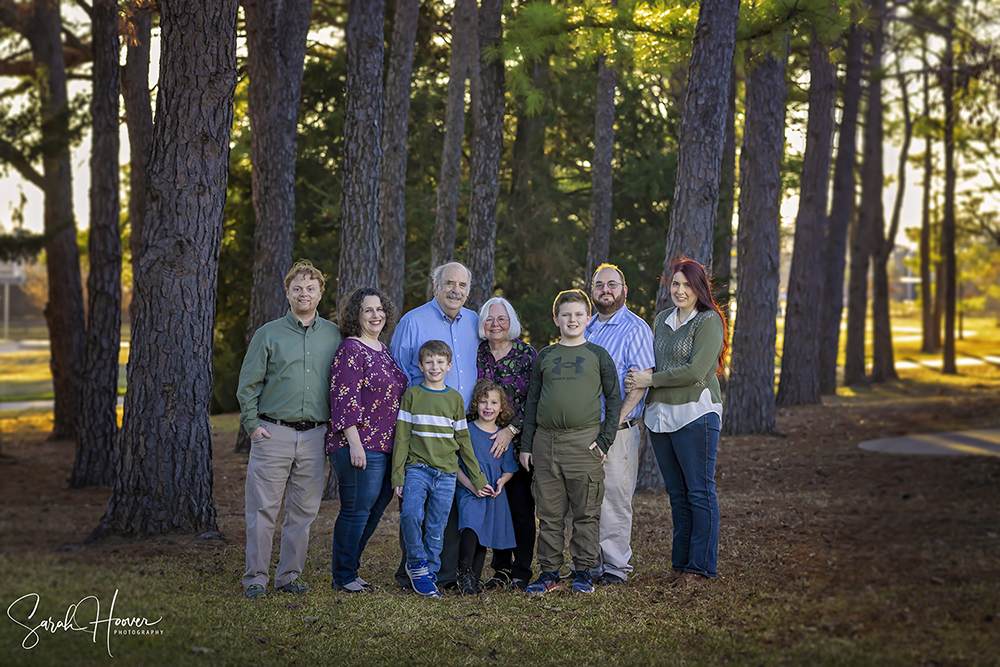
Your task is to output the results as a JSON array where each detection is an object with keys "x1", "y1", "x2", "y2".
[
  {"x1": 339, "y1": 287, "x2": 397, "y2": 338},
  {"x1": 467, "y1": 378, "x2": 514, "y2": 427}
]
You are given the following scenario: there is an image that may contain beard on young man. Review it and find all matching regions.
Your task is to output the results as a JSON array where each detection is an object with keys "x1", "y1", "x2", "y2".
[{"x1": 594, "y1": 290, "x2": 627, "y2": 316}]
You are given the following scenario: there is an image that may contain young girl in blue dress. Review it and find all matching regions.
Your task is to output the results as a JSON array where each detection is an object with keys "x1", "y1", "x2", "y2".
[{"x1": 455, "y1": 378, "x2": 518, "y2": 594}]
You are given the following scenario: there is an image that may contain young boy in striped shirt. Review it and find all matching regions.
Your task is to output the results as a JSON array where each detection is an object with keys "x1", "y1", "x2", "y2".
[{"x1": 392, "y1": 340, "x2": 491, "y2": 597}]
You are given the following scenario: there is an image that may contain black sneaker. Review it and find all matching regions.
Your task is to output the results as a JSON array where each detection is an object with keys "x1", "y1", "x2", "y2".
[
  {"x1": 457, "y1": 568, "x2": 479, "y2": 595},
  {"x1": 484, "y1": 571, "x2": 513, "y2": 590},
  {"x1": 596, "y1": 572, "x2": 626, "y2": 586}
]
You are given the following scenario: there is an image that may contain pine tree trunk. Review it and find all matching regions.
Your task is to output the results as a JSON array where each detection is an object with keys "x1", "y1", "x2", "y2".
[
  {"x1": 711, "y1": 67, "x2": 737, "y2": 318},
  {"x1": 818, "y1": 21, "x2": 865, "y2": 395},
  {"x1": 656, "y1": 0, "x2": 740, "y2": 312},
  {"x1": 235, "y1": 0, "x2": 313, "y2": 456},
  {"x1": 322, "y1": 459, "x2": 339, "y2": 501},
  {"x1": 871, "y1": 60, "x2": 911, "y2": 383},
  {"x1": 940, "y1": 1, "x2": 957, "y2": 375},
  {"x1": 244, "y1": 0, "x2": 311, "y2": 334},
  {"x1": 584, "y1": 47, "x2": 617, "y2": 288},
  {"x1": 635, "y1": 423, "x2": 665, "y2": 493},
  {"x1": 94, "y1": 0, "x2": 238, "y2": 537},
  {"x1": 776, "y1": 39, "x2": 836, "y2": 406},
  {"x1": 428, "y1": 0, "x2": 476, "y2": 300},
  {"x1": 121, "y1": 2, "x2": 153, "y2": 328},
  {"x1": 932, "y1": 259, "x2": 944, "y2": 350},
  {"x1": 19, "y1": 0, "x2": 88, "y2": 441},
  {"x1": 337, "y1": 0, "x2": 385, "y2": 307},
  {"x1": 724, "y1": 45, "x2": 787, "y2": 437},
  {"x1": 844, "y1": 0, "x2": 886, "y2": 387},
  {"x1": 379, "y1": 0, "x2": 420, "y2": 340},
  {"x1": 73, "y1": 0, "x2": 122, "y2": 488},
  {"x1": 919, "y1": 41, "x2": 935, "y2": 354},
  {"x1": 466, "y1": 0, "x2": 504, "y2": 313}
]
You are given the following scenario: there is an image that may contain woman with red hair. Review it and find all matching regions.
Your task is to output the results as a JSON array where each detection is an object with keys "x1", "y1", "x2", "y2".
[{"x1": 626, "y1": 258, "x2": 728, "y2": 588}]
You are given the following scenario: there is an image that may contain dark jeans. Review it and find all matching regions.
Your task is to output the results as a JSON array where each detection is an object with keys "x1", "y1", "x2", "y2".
[
  {"x1": 329, "y1": 449, "x2": 394, "y2": 585},
  {"x1": 488, "y1": 465, "x2": 535, "y2": 581},
  {"x1": 396, "y1": 497, "x2": 461, "y2": 587},
  {"x1": 649, "y1": 412, "x2": 721, "y2": 578}
]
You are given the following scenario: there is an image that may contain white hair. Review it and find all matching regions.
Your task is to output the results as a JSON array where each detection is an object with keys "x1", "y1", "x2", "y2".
[
  {"x1": 477, "y1": 297, "x2": 522, "y2": 341},
  {"x1": 431, "y1": 262, "x2": 472, "y2": 290}
]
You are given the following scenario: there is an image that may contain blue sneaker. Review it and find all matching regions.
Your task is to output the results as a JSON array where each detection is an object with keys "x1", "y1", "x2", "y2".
[
  {"x1": 525, "y1": 571, "x2": 561, "y2": 594},
  {"x1": 406, "y1": 561, "x2": 441, "y2": 598},
  {"x1": 571, "y1": 570, "x2": 594, "y2": 593}
]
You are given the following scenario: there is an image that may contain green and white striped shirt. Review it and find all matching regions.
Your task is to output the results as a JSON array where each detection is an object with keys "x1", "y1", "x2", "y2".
[{"x1": 390, "y1": 384, "x2": 487, "y2": 490}]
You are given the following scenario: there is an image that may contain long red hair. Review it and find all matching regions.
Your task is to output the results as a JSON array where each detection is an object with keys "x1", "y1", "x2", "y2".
[{"x1": 663, "y1": 258, "x2": 729, "y2": 377}]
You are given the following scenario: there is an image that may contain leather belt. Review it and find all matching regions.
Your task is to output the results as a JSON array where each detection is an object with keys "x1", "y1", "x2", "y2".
[
  {"x1": 259, "y1": 414, "x2": 324, "y2": 432},
  {"x1": 619, "y1": 418, "x2": 638, "y2": 431}
]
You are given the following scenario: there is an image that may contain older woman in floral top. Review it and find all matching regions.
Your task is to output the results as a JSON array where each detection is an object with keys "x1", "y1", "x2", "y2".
[
  {"x1": 327, "y1": 287, "x2": 408, "y2": 592},
  {"x1": 475, "y1": 296, "x2": 537, "y2": 590}
]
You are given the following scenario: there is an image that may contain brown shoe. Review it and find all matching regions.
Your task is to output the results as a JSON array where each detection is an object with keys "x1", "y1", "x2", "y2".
[
  {"x1": 678, "y1": 572, "x2": 712, "y2": 588},
  {"x1": 667, "y1": 570, "x2": 685, "y2": 587}
]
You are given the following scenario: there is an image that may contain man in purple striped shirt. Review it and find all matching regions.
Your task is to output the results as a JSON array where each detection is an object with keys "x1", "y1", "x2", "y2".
[{"x1": 583, "y1": 263, "x2": 655, "y2": 586}]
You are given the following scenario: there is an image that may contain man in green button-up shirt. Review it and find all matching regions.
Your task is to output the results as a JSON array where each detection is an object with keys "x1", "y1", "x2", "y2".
[{"x1": 237, "y1": 260, "x2": 342, "y2": 598}]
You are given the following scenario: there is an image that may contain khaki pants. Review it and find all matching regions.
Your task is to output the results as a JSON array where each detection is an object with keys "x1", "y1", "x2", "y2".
[
  {"x1": 595, "y1": 423, "x2": 641, "y2": 579},
  {"x1": 531, "y1": 425, "x2": 604, "y2": 573},
  {"x1": 243, "y1": 422, "x2": 326, "y2": 589}
]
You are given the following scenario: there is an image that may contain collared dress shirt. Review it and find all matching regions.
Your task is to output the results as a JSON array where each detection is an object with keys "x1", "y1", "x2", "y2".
[
  {"x1": 584, "y1": 305, "x2": 655, "y2": 422},
  {"x1": 390, "y1": 298, "x2": 480, "y2": 407},
  {"x1": 237, "y1": 309, "x2": 343, "y2": 434}
]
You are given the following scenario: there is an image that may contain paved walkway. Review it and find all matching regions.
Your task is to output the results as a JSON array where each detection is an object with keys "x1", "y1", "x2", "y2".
[
  {"x1": 859, "y1": 429, "x2": 1000, "y2": 458},
  {"x1": 0, "y1": 397, "x2": 124, "y2": 412}
]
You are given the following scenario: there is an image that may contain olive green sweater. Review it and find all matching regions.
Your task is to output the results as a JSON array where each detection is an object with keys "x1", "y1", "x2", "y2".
[{"x1": 645, "y1": 308, "x2": 724, "y2": 407}]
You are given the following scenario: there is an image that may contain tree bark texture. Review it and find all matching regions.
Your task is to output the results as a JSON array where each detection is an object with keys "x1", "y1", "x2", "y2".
[
  {"x1": 73, "y1": 0, "x2": 122, "y2": 488},
  {"x1": 919, "y1": 40, "x2": 935, "y2": 354},
  {"x1": 337, "y1": 0, "x2": 385, "y2": 308},
  {"x1": 870, "y1": 60, "x2": 911, "y2": 383},
  {"x1": 818, "y1": 21, "x2": 865, "y2": 395},
  {"x1": 97, "y1": 0, "x2": 238, "y2": 536},
  {"x1": 941, "y1": 2, "x2": 957, "y2": 374},
  {"x1": 656, "y1": 0, "x2": 739, "y2": 313},
  {"x1": 121, "y1": 2, "x2": 154, "y2": 327},
  {"x1": 466, "y1": 0, "x2": 504, "y2": 313},
  {"x1": 5, "y1": 0, "x2": 89, "y2": 441},
  {"x1": 711, "y1": 67, "x2": 737, "y2": 318},
  {"x1": 428, "y1": 0, "x2": 476, "y2": 300},
  {"x1": 235, "y1": 0, "x2": 313, "y2": 456},
  {"x1": 243, "y1": 0, "x2": 312, "y2": 338},
  {"x1": 724, "y1": 47, "x2": 787, "y2": 437},
  {"x1": 584, "y1": 52, "x2": 617, "y2": 290},
  {"x1": 776, "y1": 39, "x2": 836, "y2": 407},
  {"x1": 379, "y1": 0, "x2": 420, "y2": 339},
  {"x1": 844, "y1": 0, "x2": 886, "y2": 387}
]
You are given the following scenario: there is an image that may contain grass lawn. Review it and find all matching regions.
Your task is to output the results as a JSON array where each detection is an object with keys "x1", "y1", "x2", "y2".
[
  {"x1": 1, "y1": 315, "x2": 998, "y2": 664},
  {"x1": 2, "y1": 387, "x2": 999, "y2": 665}
]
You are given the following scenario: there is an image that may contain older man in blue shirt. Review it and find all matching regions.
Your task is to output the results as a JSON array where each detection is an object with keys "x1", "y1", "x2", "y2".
[
  {"x1": 390, "y1": 262, "x2": 479, "y2": 406},
  {"x1": 390, "y1": 261, "x2": 479, "y2": 589}
]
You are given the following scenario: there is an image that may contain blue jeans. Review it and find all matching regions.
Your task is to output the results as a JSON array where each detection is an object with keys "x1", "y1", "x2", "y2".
[
  {"x1": 649, "y1": 412, "x2": 720, "y2": 578},
  {"x1": 329, "y1": 448, "x2": 394, "y2": 585},
  {"x1": 399, "y1": 464, "x2": 457, "y2": 575}
]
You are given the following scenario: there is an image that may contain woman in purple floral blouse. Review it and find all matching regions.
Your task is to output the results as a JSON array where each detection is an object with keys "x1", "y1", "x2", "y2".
[
  {"x1": 475, "y1": 296, "x2": 537, "y2": 590},
  {"x1": 327, "y1": 287, "x2": 408, "y2": 592}
]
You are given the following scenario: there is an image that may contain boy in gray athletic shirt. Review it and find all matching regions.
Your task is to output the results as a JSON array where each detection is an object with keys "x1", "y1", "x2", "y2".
[{"x1": 519, "y1": 289, "x2": 621, "y2": 594}]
